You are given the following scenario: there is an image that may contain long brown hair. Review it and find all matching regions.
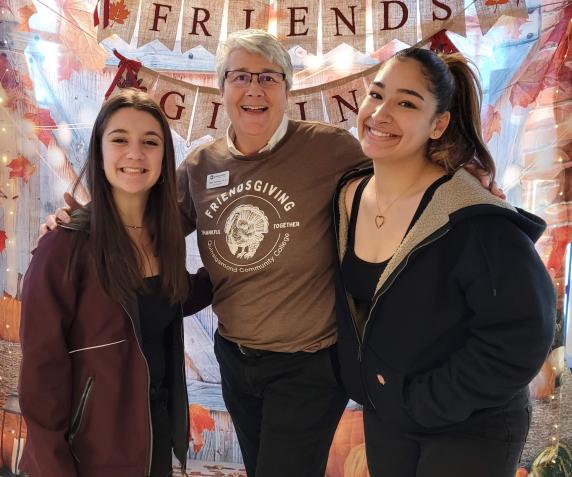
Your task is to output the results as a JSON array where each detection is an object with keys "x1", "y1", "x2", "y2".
[
  {"x1": 392, "y1": 48, "x2": 495, "y2": 183},
  {"x1": 69, "y1": 88, "x2": 187, "y2": 304}
]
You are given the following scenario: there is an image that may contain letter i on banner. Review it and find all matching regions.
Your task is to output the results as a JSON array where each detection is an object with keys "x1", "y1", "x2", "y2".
[
  {"x1": 227, "y1": 0, "x2": 270, "y2": 34},
  {"x1": 188, "y1": 86, "x2": 230, "y2": 144},
  {"x1": 276, "y1": 0, "x2": 319, "y2": 55},
  {"x1": 419, "y1": 0, "x2": 466, "y2": 39},
  {"x1": 137, "y1": 0, "x2": 181, "y2": 49},
  {"x1": 325, "y1": 76, "x2": 368, "y2": 130},
  {"x1": 181, "y1": 0, "x2": 224, "y2": 54},
  {"x1": 372, "y1": 0, "x2": 417, "y2": 50},
  {"x1": 322, "y1": 0, "x2": 366, "y2": 54},
  {"x1": 474, "y1": 0, "x2": 528, "y2": 35},
  {"x1": 96, "y1": 0, "x2": 138, "y2": 42},
  {"x1": 287, "y1": 86, "x2": 325, "y2": 122},
  {"x1": 154, "y1": 77, "x2": 197, "y2": 140}
]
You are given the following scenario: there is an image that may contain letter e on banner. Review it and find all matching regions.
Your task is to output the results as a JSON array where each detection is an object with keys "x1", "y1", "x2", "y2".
[{"x1": 276, "y1": 0, "x2": 319, "y2": 54}]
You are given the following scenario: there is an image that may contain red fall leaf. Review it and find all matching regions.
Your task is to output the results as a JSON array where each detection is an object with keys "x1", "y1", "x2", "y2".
[
  {"x1": 188, "y1": 404, "x2": 215, "y2": 454},
  {"x1": 484, "y1": 0, "x2": 508, "y2": 5},
  {"x1": 58, "y1": 52, "x2": 81, "y2": 81},
  {"x1": 0, "y1": 231, "x2": 6, "y2": 253},
  {"x1": 20, "y1": 73, "x2": 33, "y2": 90},
  {"x1": 7, "y1": 155, "x2": 37, "y2": 183},
  {"x1": 481, "y1": 105, "x2": 502, "y2": 143},
  {"x1": 0, "y1": 54, "x2": 19, "y2": 91},
  {"x1": 17, "y1": 3, "x2": 37, "y2": 32},
  {"x1": 109, "y1": 0, "x2": 130, "y2": 25},
  {"x1": 24, "y1": 108, "x2": 57, "y2": 146}
]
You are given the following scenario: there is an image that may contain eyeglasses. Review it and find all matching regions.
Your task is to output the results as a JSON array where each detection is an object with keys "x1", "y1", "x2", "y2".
[{"x1": 224, "y1": 70, "x2": 286, "y2": 88}]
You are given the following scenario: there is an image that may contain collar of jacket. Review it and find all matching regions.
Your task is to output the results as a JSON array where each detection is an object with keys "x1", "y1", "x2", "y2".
[{"x1": 335, "y1": 167, "x2": 546, "y2": 296}]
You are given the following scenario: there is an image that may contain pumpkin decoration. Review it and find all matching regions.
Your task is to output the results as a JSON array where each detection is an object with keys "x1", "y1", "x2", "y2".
[
  {"x1": 343, "y1": 443, "x2": 369, "y2": 477},
  {"x1": 530, "y1": 443, "x2": 572, "y2": 477},
  {"x1": 326, "y1": 409, "x2": 365, "y2": 477},
  {"x1": 516, "y1": 468, "x2": 529, "y2": 477},
  {"x1": 0, "y1": 292, "x2": 22, "y2": 343},
  {"x1": 188, "y1": 403, "x2": 215, "y2": 454}
]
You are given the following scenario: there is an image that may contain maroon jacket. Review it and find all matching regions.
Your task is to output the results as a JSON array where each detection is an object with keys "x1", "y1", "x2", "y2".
[{"x1": 18, "y1": 226, "x2": 212, "y2": 477}]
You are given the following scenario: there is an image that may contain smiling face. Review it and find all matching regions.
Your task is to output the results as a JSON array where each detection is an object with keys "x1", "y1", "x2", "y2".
[
  {"x1": 101, "y1": 107, "x2": 164, "y2": 204},
  {"x1": 358, "y1": 58, "x2": 450, "y2": 164},
  {"x1": 222, "y1": 48, "x2": 289, "y2": 155}
]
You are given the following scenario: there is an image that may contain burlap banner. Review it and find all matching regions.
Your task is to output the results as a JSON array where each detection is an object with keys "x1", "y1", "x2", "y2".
[
  {"x1": 181, "y1": 0, "x2": 224, "y2": 53},
  {"x1": 137, "y1": 0, "x2": 181, "y2": 50},
  {"x1": 227, "y1": 0, "x2": 271, "y2": 34},
  {"x1": 288, "y1": 85, "x2": 326, "y2": 122},
  {"x1": 420, "y1": 0, "x2": 466, "y2": 39},
  {"x1": 95, "y1": 0, "x2": 530, "y2": 54},
  {"x1": 276, "y1": 0, "x2": 319, "y2": 53},
  {"x1": 96, "y1": 0, "x2": 138, "y2": 43},
  {"x1": 188, "y1": 86, "x2": 230, "y2": 143},
  {"x1": 372, "y1": 0, "x2": 418, "y2": 50},
  {"x1": 322, "y1": 0, "x2": 367, "y2": 53},
  {"x1": 324, "y1": 75, "x2": 369, "y2": 130},
  {"x1": 474, "y1": 0, "x2": 527, "y2": 35},
  {"x1": 154, "y1": 76, "x2": 198, "y2": 139}
]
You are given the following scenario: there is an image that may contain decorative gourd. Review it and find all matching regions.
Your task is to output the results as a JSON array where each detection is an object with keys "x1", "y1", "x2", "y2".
[
  {"x1": 343, "y1": 443, "x2": 369, "y2": 477},
  {"x1": 326, "y1": 409, "x2": 365, "y2": 477},
  {"x1": 0, "y1": 292, "x2": 21, "y2": 343},
  {"x1": 530, "y1": 443, "x2": 572, "y2": 477},
  {"x1": 516, "y1": 468, "x2": 529, "y2": 477}
]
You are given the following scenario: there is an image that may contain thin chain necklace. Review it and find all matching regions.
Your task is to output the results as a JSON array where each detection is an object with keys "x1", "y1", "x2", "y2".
[
  {"x1": 125, "y1": 224, "x2": 144, "y2": 230},
  {"x1": 372, "y1": 175, "x2": 420, "y2": 229}
]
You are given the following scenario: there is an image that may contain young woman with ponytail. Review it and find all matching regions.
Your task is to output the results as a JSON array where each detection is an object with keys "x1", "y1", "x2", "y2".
[{"x1": 333, "y1": 48, "x2": 555, "y2": 477}]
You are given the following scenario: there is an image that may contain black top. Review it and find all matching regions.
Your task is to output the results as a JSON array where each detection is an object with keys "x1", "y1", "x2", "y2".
[
  {"x1": 137, "y1": 276, "x2": 179, "y2": 400},
  {"x1": 342, "y1": 174, "x2": 451, "y2": 305}
]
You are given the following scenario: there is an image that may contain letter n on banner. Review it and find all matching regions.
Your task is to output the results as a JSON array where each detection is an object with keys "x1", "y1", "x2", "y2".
[
  {"x1": 96, "y1": 0, "x2": 138, "y2": 42},
  {"x1": 325, "y1": 76, "x2": 368, "y2": 131},
  {"x1": 227, "y1": 0, "x2": 270, "y2": 34},
  {"x1": 137, "y1": 0, "x2": 181, "y2": 49},
  {"x1": 188, "y1": 86, "x2": 230, "y2": 144},
  {"x1": 322, "y1": 0, "x2": 366, "y2": 54},
  {"x1": 372, "y1": 0, "x2": 417, "y2": 50},
  {"x1": 420, "y1": 0, "x2": 466, "y2": 39},
  {"x1": 154, "y1": 77, "x2": 197, "y2": 140},
  {"x1": 276, "y1": 0, "x2": 319, "y2": 54},
  {"x1": 181, "y1": 0, "x2": 223, "y2": 54},
  {"x1": 475, "y1": 0, "x2": 528, "y2": 35},
  {"x1": 287, "y1": 87, "x2": 324, "y2": 122}
]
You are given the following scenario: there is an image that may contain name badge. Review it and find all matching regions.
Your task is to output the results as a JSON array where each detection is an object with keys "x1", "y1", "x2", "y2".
[{"x1": 206, "y1": 171, "x2": 230, "y2": 189}]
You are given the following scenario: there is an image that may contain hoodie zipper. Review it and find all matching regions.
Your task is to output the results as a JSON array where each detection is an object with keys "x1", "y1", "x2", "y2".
[
  {"x1": 68, "y1": 376, "x2": 94, "y2": 461},
  {"x1": 359, "y1": 227, "x2": 451, "y2": 358},
  {"x1": 121, "y1": 303, "x2": 153, "y2": 476}
]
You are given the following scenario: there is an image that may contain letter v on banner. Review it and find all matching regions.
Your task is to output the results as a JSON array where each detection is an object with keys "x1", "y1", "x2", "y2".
[
  {"x1": 137, "y1": 0, "x2": 181, "y2": 49},
  {"x1": 372, "y1": 0, "x2": 417, "y2": 50},
  {"x1": 227, "y1": 0, "x2": 270, "y2": 35},
  {"x1": 181, "y1": 0, "x2": 224, "y2": 54},
  {"x1": 96, "y1": 0, "x2": 138, "y2": 43},
  {"x1": 325, "y1": 76, "x2": 368, "y2": 130}
]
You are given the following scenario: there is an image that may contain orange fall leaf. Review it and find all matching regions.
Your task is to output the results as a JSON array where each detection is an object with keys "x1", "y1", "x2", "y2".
[
  {"x1": 109, "y1": 0, "x2": 130, "y2": 25},
  {"x1": 17, "y1": 4, "x2": 37, "y2": 32},
  {"x1": 188, "y1": 404, "x2": 215, "y2": 454},
  {"x1": 7, "y1": 155, "x2": 37, "y2": 183},
  {"x1": 481, "y1": 105, "x2": 502, "y2": 143}
]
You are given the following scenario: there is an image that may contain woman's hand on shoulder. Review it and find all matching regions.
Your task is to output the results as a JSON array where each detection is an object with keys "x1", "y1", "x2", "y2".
[
  {"x1": 38, "y1": 193, "x2": 82, "y2": 244},
  {"x1": 463, "y1": 163, "x2": 506, "y2": 199}
]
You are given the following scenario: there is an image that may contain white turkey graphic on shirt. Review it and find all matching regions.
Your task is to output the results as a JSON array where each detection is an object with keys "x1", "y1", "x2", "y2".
[{"x1": 224, "y1": 204, "x2": 269, "y2": 259}]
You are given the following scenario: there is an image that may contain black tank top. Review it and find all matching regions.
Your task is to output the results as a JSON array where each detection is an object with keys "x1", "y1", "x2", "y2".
[{"x1": 341, "y1": 174, "x2": 451, "y2": 306}]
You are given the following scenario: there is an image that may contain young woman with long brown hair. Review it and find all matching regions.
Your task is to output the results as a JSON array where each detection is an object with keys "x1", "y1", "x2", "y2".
[
  {"x1": 18, "y1": 88, "x2": 211, "y2": 477},
  {"x1": 333, "y1": 48, "x2": 555, "y2": 477}
]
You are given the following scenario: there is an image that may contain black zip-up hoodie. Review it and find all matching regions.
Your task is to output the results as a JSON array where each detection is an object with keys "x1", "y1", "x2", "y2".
[{"x1": 333, "y1": 167, "x2": 556, "y2": 434}]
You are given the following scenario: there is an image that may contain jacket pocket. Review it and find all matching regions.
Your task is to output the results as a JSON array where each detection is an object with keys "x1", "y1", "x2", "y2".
[{"x1": 68, "y1": 376, "x2": 94, "y2": 461}]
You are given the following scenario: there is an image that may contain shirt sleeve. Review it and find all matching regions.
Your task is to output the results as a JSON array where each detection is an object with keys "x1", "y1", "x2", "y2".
[
  {"x1": 182, "y1": 267, "x2": 213, "y2": 316},
  {"x1": 404, "y1": 217, "x2": 556, "y2": 428},
  {"x1": 18, "y1": 230, "x2": 79, "y2": 476},
  {"x1": 177, "y1": 155, "x2": 198, "y2": 236}
]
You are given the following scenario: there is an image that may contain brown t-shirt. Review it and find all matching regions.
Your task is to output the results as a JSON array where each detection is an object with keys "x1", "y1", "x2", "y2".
[{"x1": 177, "y1": 120, "x2": 369, "y2": 352}]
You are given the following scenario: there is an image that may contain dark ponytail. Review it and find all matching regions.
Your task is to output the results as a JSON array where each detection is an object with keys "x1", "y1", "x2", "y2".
[{"x1": 393, "y1": 48, "x2": 495, "y2": 183}]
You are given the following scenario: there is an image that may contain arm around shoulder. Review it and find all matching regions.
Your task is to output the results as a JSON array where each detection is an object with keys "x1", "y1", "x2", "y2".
[{"x1": 182, "y1": 267, "x2": 212, "y2": 316}]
